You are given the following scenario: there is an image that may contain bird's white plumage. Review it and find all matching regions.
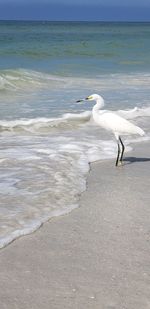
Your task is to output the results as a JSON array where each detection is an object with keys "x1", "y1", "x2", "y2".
[
  {"x1": 77, "y1": 93, "x2": 145, "y2": 166},
  {"x1": 88, "y1": 94, "x2": 145, "y2": 137},
  {"x1": 93, "y1": 110, "x2": 144, "y2": 136}
]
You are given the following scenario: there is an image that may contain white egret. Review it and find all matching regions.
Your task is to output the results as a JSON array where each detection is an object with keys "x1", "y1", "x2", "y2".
[{"x1": 76, "y1": 94, "x2": 145, "y2": 166}]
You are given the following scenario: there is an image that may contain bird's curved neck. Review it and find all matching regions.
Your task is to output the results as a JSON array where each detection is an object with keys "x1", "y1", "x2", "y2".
[{"x1": 92, "y1": 97, "x2": 104, "y2": 112}]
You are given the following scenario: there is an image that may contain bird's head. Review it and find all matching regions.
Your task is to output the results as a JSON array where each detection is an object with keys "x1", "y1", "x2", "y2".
[
  {"x1": 76, "y1": 93, "x2": 103, "y2": 103},
  {"x1": 85, "y1": 94, "x2": 101, "y2": 101}
]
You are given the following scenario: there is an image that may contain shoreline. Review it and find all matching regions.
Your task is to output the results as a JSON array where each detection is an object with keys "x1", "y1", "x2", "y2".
[{"x1": 0, "y1": 141, "x2": 150, "y2": 309}]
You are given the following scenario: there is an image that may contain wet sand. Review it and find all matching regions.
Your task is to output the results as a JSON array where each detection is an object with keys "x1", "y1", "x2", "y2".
[{"x1": 0, "y1": 142, "x2": 150, "y2": 309}]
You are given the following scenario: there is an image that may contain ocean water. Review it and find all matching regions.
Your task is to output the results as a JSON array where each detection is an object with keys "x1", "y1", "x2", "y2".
[{"x1": 0, "y1": 21, "x2": 150, "y2": 248}]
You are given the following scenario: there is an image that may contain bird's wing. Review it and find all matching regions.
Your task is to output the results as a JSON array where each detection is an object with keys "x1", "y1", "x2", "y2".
[{"x1": 98, "y1": 111, "x2": 141, "y2": 135}]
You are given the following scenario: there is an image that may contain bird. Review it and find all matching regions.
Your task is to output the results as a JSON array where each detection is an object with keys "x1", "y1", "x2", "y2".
[{"x1": 76, "y1": 94, "x2": 145, "y2": 166}]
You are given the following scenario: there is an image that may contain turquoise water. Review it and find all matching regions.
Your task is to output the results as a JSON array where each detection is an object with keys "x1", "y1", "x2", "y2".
[
  {"x1": 1, "y1": 21, "x2": 150, "y2": 76},
  {"x1": 0, "y1": 21, "x2": 150, "y2": 248}
]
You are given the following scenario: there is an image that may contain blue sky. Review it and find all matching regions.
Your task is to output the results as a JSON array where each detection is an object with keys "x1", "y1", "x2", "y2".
[{"x1": 0, "y1": 0, "x2": 150, "y2": 21}]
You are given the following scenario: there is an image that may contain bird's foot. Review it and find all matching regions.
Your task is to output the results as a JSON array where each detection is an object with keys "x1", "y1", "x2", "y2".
[{"x1": 116, "y1": 160, "x2": 124, "y2": 167}]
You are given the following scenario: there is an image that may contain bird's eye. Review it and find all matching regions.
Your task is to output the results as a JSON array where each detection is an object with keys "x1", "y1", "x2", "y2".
[{"x1": 86, "y1": 96, "x2": 92, "y2": 100}]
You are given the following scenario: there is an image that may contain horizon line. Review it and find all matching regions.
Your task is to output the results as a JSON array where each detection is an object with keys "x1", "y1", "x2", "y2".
[{"x1": 0, "y1": 19, "x2": 150, "y2": 23}]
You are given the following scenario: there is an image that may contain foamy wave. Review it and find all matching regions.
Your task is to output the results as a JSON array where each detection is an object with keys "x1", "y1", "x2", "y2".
[
  {"x1": 1, "y1": 120, "x2": 148, "y2": 250},
  {"x1": 0, "y1": 204, "x2": 78, "y2": 249},
  {"x1": 0, "y1": 103, "x2": 150, "y2": 134},
  {"x1": 1, "y1": 69, "x2": 150, "y2": 93},
  {"x1": 0, "y1": 93, "x2": 150, "y2": 249},
  {"x1": 0, "y1": 111, "x2": 91, "y2": 133},
  {"x1": 117, "y1": 106, "x2": 150, "y2": 119},
  {"x1": 0, "y1": 68, "x2": 68, "y2": 91}
]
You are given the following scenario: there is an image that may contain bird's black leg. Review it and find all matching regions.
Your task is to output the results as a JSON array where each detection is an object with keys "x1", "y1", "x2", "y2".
[
  {"x1": 119, "y1": 136, "x2": 125, "y2": 163},
  {"x1": 115, "y1": 140, "x2": 121, "y2": 166}
]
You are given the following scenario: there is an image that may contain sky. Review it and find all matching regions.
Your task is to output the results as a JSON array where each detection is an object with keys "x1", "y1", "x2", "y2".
[{"x1": 0, "y1": 0, "x2": 150, "y2": 21}]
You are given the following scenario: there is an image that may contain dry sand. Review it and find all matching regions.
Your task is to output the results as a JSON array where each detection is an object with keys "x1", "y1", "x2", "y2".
[{"x1": 0, "y1": 142, "x2": 150, "y2": 309}]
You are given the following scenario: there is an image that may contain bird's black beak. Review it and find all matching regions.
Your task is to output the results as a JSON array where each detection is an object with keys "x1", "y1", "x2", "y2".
[
  {"x1": 76, "y1": 97, "x2": 89, "y2": 103},
  {"x1": 76, "y1": 99, "x2": 84, "y2": 103},
  {"x1": 76, "y1": 98, "x2": 86, "y2": 103}
]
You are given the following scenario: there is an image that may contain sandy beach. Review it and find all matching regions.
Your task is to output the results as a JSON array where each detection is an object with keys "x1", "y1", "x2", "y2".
[{"x1": 0, "y1": 141, "x2": 150, "y2": 309}]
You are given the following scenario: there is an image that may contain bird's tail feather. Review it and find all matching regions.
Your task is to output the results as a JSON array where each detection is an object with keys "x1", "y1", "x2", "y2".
[{"x1": 137, "y1": 127, "x2": 145, "y2": 136}]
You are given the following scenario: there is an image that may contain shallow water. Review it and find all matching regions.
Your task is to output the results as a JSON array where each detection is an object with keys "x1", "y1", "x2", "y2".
[{"x1": 0, "y1": 21, "x2": 150, "y2": 248}]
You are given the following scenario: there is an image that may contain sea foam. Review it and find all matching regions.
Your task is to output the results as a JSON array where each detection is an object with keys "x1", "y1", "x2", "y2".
[
  {"x1": 0, "y1": 106, "x2": 149, "y2": 249},
  {"x1": 0, "y1": 69, "x2": 150, "y2": 249}
]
